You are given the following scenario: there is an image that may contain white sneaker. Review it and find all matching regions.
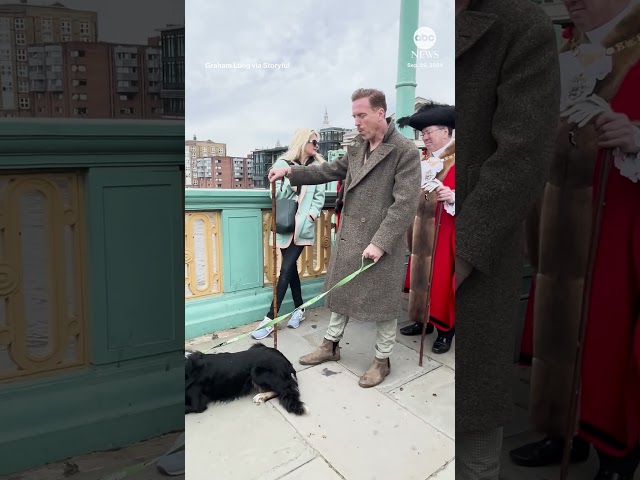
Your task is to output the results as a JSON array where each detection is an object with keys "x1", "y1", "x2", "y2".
[
  {"x1": 287, "y1": 309, "x2": 305, "y2": 329},
  {"x1": 251, "y1": 316, "x2": 274, "y2": 340}
]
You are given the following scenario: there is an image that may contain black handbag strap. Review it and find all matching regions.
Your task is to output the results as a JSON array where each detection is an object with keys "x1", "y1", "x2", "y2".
[{"x1": 279, "y1": 160, "x2": 299, "y2": 196}]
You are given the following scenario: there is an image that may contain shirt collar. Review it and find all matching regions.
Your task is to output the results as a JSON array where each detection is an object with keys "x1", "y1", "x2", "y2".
[
  {"x1": 585, "y1": 1, "x2": 636, "y2": 45},
  {"x1": 431, "y1": 138, "x2": 454, "y2": 158}
]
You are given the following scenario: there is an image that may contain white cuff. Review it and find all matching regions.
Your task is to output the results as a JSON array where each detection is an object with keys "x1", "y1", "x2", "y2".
[
  {"x1": 613, "y1": 126, "x2": 640, "y2": 183},
  {"x1": 443, "y1": 191, "x2": 455, "y2": 216}
]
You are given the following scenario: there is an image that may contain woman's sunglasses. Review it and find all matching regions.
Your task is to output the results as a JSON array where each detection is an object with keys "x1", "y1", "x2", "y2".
[{"x1": 308, "y1": 140, "x2": 319, "y2": 147}]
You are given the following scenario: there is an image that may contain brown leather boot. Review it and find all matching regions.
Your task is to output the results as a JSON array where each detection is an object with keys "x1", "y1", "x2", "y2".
[
  {"x1": 358, "y1": 357, "x2": 391, "y2": 388},
  {"x1": 299, "y1": 338, "x2": 340, "y2": 365}
]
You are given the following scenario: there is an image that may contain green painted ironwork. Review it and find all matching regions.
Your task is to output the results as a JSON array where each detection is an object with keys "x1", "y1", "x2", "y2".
[
  {"x1": 395, "y1": 0, "x2": 420, "y2": 140},
  {"x1": 0, "y1": 119, "x2": 184, "y2": 475}
]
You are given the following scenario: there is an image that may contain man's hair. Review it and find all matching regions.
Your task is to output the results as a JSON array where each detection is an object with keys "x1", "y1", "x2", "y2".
[{"x1": 351, "y1": 88, "x2": 387, "y2": 113}]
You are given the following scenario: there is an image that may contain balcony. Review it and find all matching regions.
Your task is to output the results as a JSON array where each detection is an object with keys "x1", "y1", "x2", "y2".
[{"x1": 184, "y1": 188, "x2": 337, "y2": 339}]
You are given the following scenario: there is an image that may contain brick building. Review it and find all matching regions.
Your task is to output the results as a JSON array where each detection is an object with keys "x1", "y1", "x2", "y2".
[
  {"x1": 0, "y1": 1, "x2": 98, "y2": 116},
  {"x1": 189, "y1": 156, "x2": 254, "y2": 189},
  {"x1": 24, "y1": 41, "x2": 163, "y2": 118}
]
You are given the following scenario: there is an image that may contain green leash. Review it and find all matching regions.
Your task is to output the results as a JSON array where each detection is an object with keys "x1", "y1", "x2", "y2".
[{"x1": 205, "y1": 257, "x2": 376, "y2": 351}]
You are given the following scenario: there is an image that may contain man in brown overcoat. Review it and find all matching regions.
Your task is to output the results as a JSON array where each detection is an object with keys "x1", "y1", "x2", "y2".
[
  {"x1": 268, "y1": 88, "x2": 420, "y2": 388},
  {"x1": 455, "y1": 0, "x2": 561, "y2": 478}
]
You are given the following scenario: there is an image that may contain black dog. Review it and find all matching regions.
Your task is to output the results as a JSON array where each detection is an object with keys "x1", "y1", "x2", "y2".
[{"x1": 185, "y1": 343, "x2": 308, "y2": 415}]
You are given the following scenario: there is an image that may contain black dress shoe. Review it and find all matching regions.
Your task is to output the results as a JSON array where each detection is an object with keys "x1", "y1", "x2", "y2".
[
  {"x1": 593, "y1": 469, "x2": 633, "y2": 480},
  {"x1": 432, "y1": 334, "x2": 453, "y2": 354},
  {"x1": 509, "y1": 436, "x2": 590, "y2": 467},
  {"x1": 400, "y1": 322, "x2": 434, "y2": 336}
]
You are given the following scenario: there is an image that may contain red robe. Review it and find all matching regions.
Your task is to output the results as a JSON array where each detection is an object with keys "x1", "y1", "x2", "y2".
[
  {"x1": 520, "y1": 46, "x2": 640, "y2": 456},
  {"x1": 404, "y1": 165, "x2": 456, "y2": 331}
]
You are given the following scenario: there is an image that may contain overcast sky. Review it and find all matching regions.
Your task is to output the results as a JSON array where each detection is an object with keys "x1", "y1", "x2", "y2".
[
  {"x1": 185, "y1": 0, "x2": 454, "y2": 157},
  {"x1": 9, "y1": 0, "x2": 184, "y2": 44}
]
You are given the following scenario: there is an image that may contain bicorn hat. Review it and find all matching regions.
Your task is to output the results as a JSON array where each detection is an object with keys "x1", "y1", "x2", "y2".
[{"x1": 397, "y1": 100, "x2": 455, "y2": 131}]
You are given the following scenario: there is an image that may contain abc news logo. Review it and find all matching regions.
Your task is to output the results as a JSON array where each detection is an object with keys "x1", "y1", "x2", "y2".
[{"x1": 413, "y1": 27, "x2": 437, "y2": 50}]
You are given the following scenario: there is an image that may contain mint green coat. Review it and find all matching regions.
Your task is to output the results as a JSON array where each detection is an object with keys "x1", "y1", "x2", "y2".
[{"x1": 270, "y1": 158, "x2": 326, "y2": 248}]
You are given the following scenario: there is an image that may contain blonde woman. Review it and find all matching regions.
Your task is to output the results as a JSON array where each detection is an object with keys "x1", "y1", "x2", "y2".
[{"x1": 252, "y1": 129, "x2": 326, "y2": 339}]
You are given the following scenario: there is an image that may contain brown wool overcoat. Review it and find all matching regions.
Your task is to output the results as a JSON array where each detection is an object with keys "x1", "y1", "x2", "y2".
[
  {"x1": 287, "y1": 121, "x2": 420, "y2": 323},
  {"x1": 455, "y1": 0, "x2": 561, "y2": 432}
]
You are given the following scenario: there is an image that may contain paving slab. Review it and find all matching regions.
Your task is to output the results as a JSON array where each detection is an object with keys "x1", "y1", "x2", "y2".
[
  {"x1": 428, "y1": 460, "x2": 455, "y2": 480},
  {"x1": 185, "y1": 397, "x2": 316, "y2": 480},
  {"x1": 278, "y1": 457, "x2": 344, "y2": 480},
  {"x1": 272, "y1": 363, "x2": 455, "y2": 480},
  {"x1": 7, "y1": 433, "x2": 184, "y2": 480},
  {"x1": 389, "y1": 365, "x2": 455, "y2": 440},
  {"x1": 302, "y1": 319, "x2": 441, "y2": 393},
  {"x1": 396, "y1": 320, "x2": 455, "y2": 370}
]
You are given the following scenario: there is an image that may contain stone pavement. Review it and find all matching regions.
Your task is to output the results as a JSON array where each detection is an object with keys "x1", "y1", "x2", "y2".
[
  {"x1": 185, "y1": 306, "x2": 456, "y2": 480},
  {"x1": 5, "y1": 432, "x2": 184, "y2": 480}
]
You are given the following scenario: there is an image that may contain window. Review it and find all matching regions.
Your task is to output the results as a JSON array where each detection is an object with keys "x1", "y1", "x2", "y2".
[
  {"x1": 116, "y1": 52, "x2": 137, "y2": 60},
  {"x1": 55, "y1": 107, "x2": 63, "y2": 114},
  {"x1": 0, "y1": 48, "x2": 9, "y2": 61},
  {"x1": 36, "y1": 92, "x2": 44, "y2": 99},
  {"x1": 0, "y1": 17, "x2": 10, "y2": 30},
  {"x1": 0, "y1": 64, "x2": 12, "y2": 75},
  {"x1": 56, "y1": 93, "x2": 63, "y2": 100},
  {"x1": 72, "y1": 79, "x2": 87, "y2": 87},
  {"x1": 70, "y1": 50, "x2": 85, "y2": 57},
  {"x1": 19, "y1": 97, "x2": 29, "y2": 109},
  {"x1": 18, "y1": 80, "x2": 28, "y2": 93},
  {"x1": 61, "y1": 20, "x2": 71, "y2": 33},
  {"x1": 72, "y1": 93, "x2": 87, "y2": 100},
  {"x1": 16, "y1": 33, "x2": 26, "y2": 45},
  {"x1": 120, "y1": 107, "x2": 134, "y2": 114},
  {"x1": 42, "y1": 34, "x2": 53, "y2": 43},
  {"x1": 148, "y1": 81, "x2": 159, "y2": 88},
  {"x1": 37, "y1": 106, "x2": 46, "y2": 113},
  {"x1": 71, "y1": 65, "x2": 86, "y2": 72},
  {"x1": 148, "y1": 67, "x2": 160, "y2": 75},
  {"x1": 81, "y1": 36, "x2": 90, "y2": 42},
  {"x1": 41, "y1": 17, "x2": 52, "y2": 31},
  {"x1": 218, "y1": 148, "x2": 224, "y2": 154},
  {"x1": 80, "y1": 21, "x2": 90, "y2": 35},
  {"x1": 15, "y1": 17, "x2": 24, "y2": 30},
  {"x1": 73, "y1": 107, "x2": 87, "y2": 115},
  {"x1": 62, "y1": 35, "x2": 71, "y2": 42},
  {"x1": 47, "y1": 79, "x2": 63, "y2": 89},
  {"x1": 46, "y1": 65, "x2": 62, "y2": 73},
  {"x1": 17, "y1": 49, "x2": 27, "y2": 62},
  {"x1": 152, "y1": 107, "x2": 163, "y2": 114}
]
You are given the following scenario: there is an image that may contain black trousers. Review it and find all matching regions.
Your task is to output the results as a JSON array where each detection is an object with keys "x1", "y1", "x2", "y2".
[{"x1": 265, "y1": 243, "x2": 305, "y2": 319}]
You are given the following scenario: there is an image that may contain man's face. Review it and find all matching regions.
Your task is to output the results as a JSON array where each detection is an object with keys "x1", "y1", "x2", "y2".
[
  {"x1": 563, "y1": 0, "x2": 627, "y2": 31},
  {"x1": 422, "y1": 126, "x2": 450, "y2": 152},
  {"x1": 352, "y1": 97, "x2": 384, "y2": 140}
]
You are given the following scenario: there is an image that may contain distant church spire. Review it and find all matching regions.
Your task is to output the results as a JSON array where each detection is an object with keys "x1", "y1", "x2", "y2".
[{"x1": 323, "y1": 107, "x2": 330, "y2": 127}]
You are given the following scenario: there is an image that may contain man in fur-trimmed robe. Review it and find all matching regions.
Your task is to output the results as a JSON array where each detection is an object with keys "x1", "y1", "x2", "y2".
[
  {"x1": 511, "y1": 1, "x2": 640, "y2": 478},
  {"x1": 397, "y1": 102, "x2": 456, "y2": 354}
]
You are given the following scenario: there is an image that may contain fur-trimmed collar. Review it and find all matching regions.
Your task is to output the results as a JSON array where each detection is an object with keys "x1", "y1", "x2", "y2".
[{"x1": 438, "y1": 139, "x2": 456, "y2": 159}]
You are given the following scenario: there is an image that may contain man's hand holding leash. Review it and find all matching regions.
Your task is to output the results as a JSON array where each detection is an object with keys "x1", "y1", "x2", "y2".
[{"x1": 363, "y1": 243, "x2": 384, "y2": 263}]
